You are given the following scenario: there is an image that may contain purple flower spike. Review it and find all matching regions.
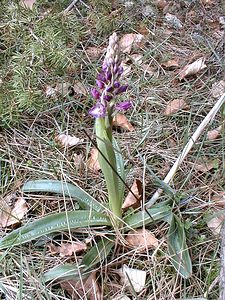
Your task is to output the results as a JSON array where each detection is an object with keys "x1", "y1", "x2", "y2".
[
  {"x1": 96, "y1": 79, "x2": 105, "y2": 89},
  {"x1": 115, "y1": 101, "x2": 132, "y2": 111},
  {"x1": 102, "y1": 63, "x2": 108, "y2": 72},
  {"x1": 104, "y1": 94, "x2": 113, "y2": 101},
  {"x1": 115, "y1": 84, "x2": 128, "y2": 95},
  {"x1": 114, "y1": 81, "x2": 120, "y2": 88},
  {"x1": 97, "y1": 73, "x2": 106, "y2": 83},
  {"x1": 91, "y1": 88, "x2": 100, "y2": 100},
  {"x1": 89, "y1": 102, "x2": 106, "y2": 118}
]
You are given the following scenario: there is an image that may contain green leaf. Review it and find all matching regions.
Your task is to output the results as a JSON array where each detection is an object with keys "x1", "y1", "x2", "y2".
[
  {"x1": 0, "y1": 211, "x2": 111, "y2": 250},
  {"x1": 22, "y1": 180, "x2": 104, "y2": 212},
  {"x1": 168, "y1": 214, "x2": 192, "y2": 278},
  {"x1": 42, "y1": 264, "x2": 81, "y2": 282},
  {"x1": 81, "y1": 237, "x2": 114, "y2": 268},
  {"x1": 113, "y1": 138, "x2": 125, "y2": 204},
  {"x1": 124, "y1": 204, "x2": 171, "y2": 229}
]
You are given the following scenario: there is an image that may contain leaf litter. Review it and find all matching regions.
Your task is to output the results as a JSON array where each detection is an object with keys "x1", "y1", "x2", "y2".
[
  {"x1": 179, "y1": 57, "x2": 207, "y2": 80},
  {"x1": 48, "y1": 241, "x2": 87, "y2": 257},
  {"x1": 113, "y1": 114, "x2": 134, "y2": 131},
  {"x1": 122, "y1": 179, "x2": 142, "y2": 209},
  {"x1": 55, "y1": 134, "x2": 84, "y2": 148}
]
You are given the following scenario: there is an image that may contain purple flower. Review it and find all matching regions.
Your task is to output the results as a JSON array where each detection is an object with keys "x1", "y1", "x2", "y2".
[
  {"x1": 114, "y1": 81, "x2": 120, "y2": 88},
  {"x1": 106, "y1": 71, "x2": 112, "y2": 81},
  {"x1": 91, "y1": 88, "x2": 100, "y2": 100},
  {"x1": 115, "y1": 101, "x2": 132, "y2": 111},
  {"x1": 102, "y1": 63, "x2": 108, "y2": 72},
  {"x1": 104, "y1": 94, "x2": 113, "y2": 101},
  {"x1": 89, "y1": 102, "x2": 106, "y2": 118},
  {"x1": 115, "y1": 84, "x2": 128, "y2": 95},
  {"x1": 96, "y1": 79, "x2": 105, "y2": 89},
  {"x1": 106, "y1": 86, "x2": 114, "y2": 93},
  {"x1": 97, "y1": 73, "x2": 106, "y2": 83}
]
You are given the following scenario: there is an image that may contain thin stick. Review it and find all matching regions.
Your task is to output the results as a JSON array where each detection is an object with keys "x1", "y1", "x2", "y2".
[
  {"x1": 220, "y1": 221, "x2": 225, "y2": 300},
  {"x1": 63, "y1": 0, "x2": 79, "y2": 14},
  {"x1": 146, "y1": 92, "x2": 225, "y2": 208}
]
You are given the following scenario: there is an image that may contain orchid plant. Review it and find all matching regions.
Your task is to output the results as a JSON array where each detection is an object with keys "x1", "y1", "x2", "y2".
[{"x1": 0, "y1": 33, "x2": 192, "y2": 283}]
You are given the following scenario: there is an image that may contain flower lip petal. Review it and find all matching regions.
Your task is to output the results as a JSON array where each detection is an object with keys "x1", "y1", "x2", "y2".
[
  {"x1": 89, "y1": 102, "x2": 106, "y2": 118},
  {"x1": 91, "y1": 88, "x2": 100, "y2": 100},
  {"x1": 115, "y1": 101, "x2": 132, "y2": 111}
]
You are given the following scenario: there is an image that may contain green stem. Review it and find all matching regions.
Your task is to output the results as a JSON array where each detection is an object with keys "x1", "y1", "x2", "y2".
[{"x1": 95, "y1": 118, "x2": 122, "y2": 227}]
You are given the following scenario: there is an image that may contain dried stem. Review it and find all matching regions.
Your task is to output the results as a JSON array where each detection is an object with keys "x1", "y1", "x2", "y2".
[{"x1": 145, "y1": 92, "x2": 225, "y2": 208}]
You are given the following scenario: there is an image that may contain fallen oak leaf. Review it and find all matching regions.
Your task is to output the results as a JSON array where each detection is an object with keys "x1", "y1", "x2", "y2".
[
  {"x1": 212, "y1": 192, "x2": 225, "y2": 207},
  {"x1": 119, "y1": 33, "x2": 144, "y2": 54},
  {"x1": 55, "y1": 134, "x2": 84, "y2": 148},
  {"x1": 73, "y1": 81, "x2": 87, "y2": 96},
  {"x1": 0, "y1": 196, "x2": 28, "y2": 228},
  {"x1": 20, "y1": 0, "x2": 36, "y2": 9},
  {"x1": 125, "y1": 228, "x2": 159, "y2": 250},
  {"x1": 60, "y1": 271, "x2": 102, "y2": 300},
  {"x1": 113, "y1": 114, "x2": 134, "y2": 131},
  {"x1": 206, "y1": 212, "x2": 224, "y2": 235},
  {"x1": 48, "y1": 241, "x2": 87, "y2": 257},
  {"x1": 122, "y1": 179, "x2": 142, "y2": 209},
  {"x1": 164, "y1": 99, "x2": 188, "y2": 116},
  {"x1": 162, "y1": 59, "x2": 179, "y2": 69},
  {"x1": 211, "y1": 80, "x2": 225, "y2": 99},
  {"x1": 207, "y1": 125, "x2": 222, "y2": 141},
  {"x1": 179, "y1": 57, "x2": 207, "y2": 80},
  {"x1": 87, "y1": 148, "x2": 101, "y2": 173}
]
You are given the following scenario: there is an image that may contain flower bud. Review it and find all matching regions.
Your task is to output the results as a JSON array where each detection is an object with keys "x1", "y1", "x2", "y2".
[
  {"x1": 115, "y1": 84, "x2": 128, "y2": 95},
  {"x1": 91, "y1": 88, "x2": 100, "y2": 100},
  {"x1": 96, "y1": 79, "x2": 105, "y2": 89},
  {"x1": 103, "y1": 94, "x2": 113, "y2": 101},
  {"x1": 115, "y1": 101, "x2": 132, "y2": 111}
]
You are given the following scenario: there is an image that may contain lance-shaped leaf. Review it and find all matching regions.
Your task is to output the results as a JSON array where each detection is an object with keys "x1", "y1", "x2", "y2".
[
  {"x1": 124, "y1": 204, "x2": 171, "y2": 229},
  {"x1": 167, "y1": 214, "x2": 192, "y2": 278},
  {"x1": 22, "y1": 180, "x2": 104, "y2": 212},
  {"x1": 43, "y1": 264, "x2": 81, "y2": 282},
  {"x1": 0, "y1": 211, "x2": 111, "y2": 250}
]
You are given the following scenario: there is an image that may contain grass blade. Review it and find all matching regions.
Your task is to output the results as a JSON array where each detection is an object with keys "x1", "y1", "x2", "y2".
[
  {"x1": 22, "y1": 180, "x2": 105, "y2": 212},
  {"x1": 0, "y1": 211, "x2": 111, "y2": 250},
  {"x1": 168, "y1": 214, "x2": 192, "y2": 278}
]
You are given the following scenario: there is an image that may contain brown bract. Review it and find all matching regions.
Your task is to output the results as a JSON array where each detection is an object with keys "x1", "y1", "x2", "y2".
[
  {"x1": 125, "y1": 228, "x2": 159, "y2": 250},
  {"x1": 179, "y1": 57, "x2": 207, "y2": 80},
  {"x1": 122, "y1": 179, "x2": 142, "y2": 209},
  {"x1": 113, "y1": 114, "x2": 134, "y2": 131}
]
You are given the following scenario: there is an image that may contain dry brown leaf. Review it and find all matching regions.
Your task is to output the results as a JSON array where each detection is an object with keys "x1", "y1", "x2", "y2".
[
  {"x1": 60, "y1": 272, "x2": 102, "y2": 300},
  {"x1": 130, "y1": 54, "x2": 143, "y2": 65},
  {"x1": 164, "y1": 99, "x2": 188, "y2": 116},
  {"x1": 120, "y1": 62, "x2": 132, "y2": 78},
  {"x1": 211, "y1": 80, "x2": 225, "y2": 99},
  {"x1": 122, "y1": 179, "x2": 142, "y2": 209},
  {"x1": 113, "y1": 114, "x2": 134, "y2": 131},
  {"x1": 55, "y1": 82, "x2": 73, "y2": 97},
  {"x1": 155, "y1": 0, "x2": 168, "y2": 10},
  {"x1": 119, "y1": 33, "x2": 144, "y2": 54},
  {"x1": 45, "y1": 85, "x2": 57, "y2": 97},
  {"x1": 126, "y1": 228, "x2": 159, "y2": 250},
  {"x1": 162, "y1": 59, "x2": 179, "y2": 69},
  {"x1": 0, "y1": 196, "x2": 28, "y2": 228},
  {"x1": 179, "y1": 57, "x2": 207, "y2": 80},
  {"x1": 48, "y1": 241, "x2": 87, "y2": 257},
  {"x1": 212, "y1": 192, "x2": 225, "y2": 207},
  {"x1": 86, "y1": 46, "x2": 105, "y2": 60},
  {"x1": 73, "y1": 81, "x2": 87, "y2": 95},
  {"x1": 87, "y1": 148, "x2": 101, "y2": 173},
  {"x1": 207, "y1": 213, "x2": 224, "y2": 235},
  {"x1": 193, "y1": 159, "x2": 219, "y2": 173},
  {"x1": 207, "y1": 125, "x2": 222, "y2": 141},
  {"x1": 55, "y1": 134, "x2": 84, "y2": 148},
  {"x1": 142, "y1": 64, "x2": 155, "y2": 76},
  {"x1": 20, "y1": 0, "x2": 36, "y2": 9}
]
